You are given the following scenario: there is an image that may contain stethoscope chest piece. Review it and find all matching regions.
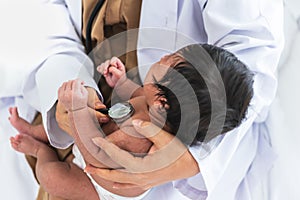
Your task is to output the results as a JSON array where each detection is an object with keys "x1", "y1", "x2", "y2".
[{"x1": 108, "y1": 102, "x2": 135, "y2": 123}]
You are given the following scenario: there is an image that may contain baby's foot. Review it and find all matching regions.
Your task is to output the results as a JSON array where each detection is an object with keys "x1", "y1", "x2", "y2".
[
  {"x1": 10, "y1": 134, "x2": 46, "y2": 157},
  {"x1": 9, "y1": 107, "x2": 48, "y2": 142},
  {"x1": 9, "y1": 107, "x2": 32, "y2": 134}
]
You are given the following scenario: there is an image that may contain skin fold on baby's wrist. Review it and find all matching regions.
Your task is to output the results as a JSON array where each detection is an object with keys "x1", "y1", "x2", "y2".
[{"x1": 68, "y1": 106, "x2": 88, "y2": 112}]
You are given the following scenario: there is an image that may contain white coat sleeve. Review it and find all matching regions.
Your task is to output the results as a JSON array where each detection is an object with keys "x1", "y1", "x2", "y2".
[
  {"x1": 22, "y1": 0, "x2": 102, "y2": 149},
  {"x1": 203, "y1": 0, "x2": 284, "y2": 117},
  {"x1": 186, "y1": 0, "x2": 284, "y2": 199}
]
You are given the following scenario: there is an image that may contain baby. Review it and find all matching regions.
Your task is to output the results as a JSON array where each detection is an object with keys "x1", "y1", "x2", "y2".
[{"x1": 10, "y1": 44, "x2": 254, "y2": 200}]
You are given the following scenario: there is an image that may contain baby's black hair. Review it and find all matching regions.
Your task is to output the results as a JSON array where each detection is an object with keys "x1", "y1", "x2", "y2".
[{"x1": 155, "y1": 44, "x2": 254, "y2": 146}]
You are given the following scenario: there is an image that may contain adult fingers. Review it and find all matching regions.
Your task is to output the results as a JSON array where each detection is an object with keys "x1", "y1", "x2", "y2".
[
  {"x1": 131, "y1": 120, "x2": 188, "y2": 170},
  {"x1": 88, "y1": 107, "x2": 110, "y2": 124},
  {"x1": 61, "y1": 82, "x2": 68, "y2": 91},
  {"x1": 73, "y1": 79, "x2": 83, "y2": 94},
  {"x1": 92, "y1": 135, "x2": 186, "y2": 172},
  {"x1": 66, "y1": 80, "x2": 73, "y2": 91},
  {"x1": 132, "y1": 119, "x2": 178, "y2": 149},
  {"x1": 112, "y1": 182, "x2": 145, "y2": 190},
  {"x1": 92, "y1": 137, "x2": 144, "y2": 171},
  {"x1": 84, "y1": 165, "x2": 145, "y2": 185},
  {"x1": 84, "y1": 165, "x2": 154, "y2": 191},
  {"x1": 85, "y1": 87, "x2": 105, "y2": 110},
  {"x1": 58, "y1": 82, "x2": 68, "y2": 102},
  {"x1": 55, "y1": 102, "x2": 72, "y2": 134},
  {"x1": 92, "y1": 137, "x2": 152, "y2": 172},
  {"x1": 58, "y1": 84, "x2": 63, "y2": 100}
]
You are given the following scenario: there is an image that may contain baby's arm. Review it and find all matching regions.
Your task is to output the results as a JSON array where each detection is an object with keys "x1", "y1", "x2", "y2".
[
  {"x1": 58, "y1": 79, "x2": 120, "y2": 168},
  {"x1": 9, "y1": 107, "x2": 48, "y2": 143},
  {"x1": 97, "y1": 57, "x2": 144, "y2": 100}
]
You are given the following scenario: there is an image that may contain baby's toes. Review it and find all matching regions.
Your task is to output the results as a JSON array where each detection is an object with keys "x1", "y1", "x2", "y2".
[{"x1": 10, "y1": 136, "x2": 20, "y2": 150}]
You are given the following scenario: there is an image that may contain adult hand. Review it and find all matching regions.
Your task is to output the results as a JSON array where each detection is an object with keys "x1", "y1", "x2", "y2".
[
  {"x1": 85, "y1": 119, "x2": 200, "y2": 190},
  {"x1": 56, "y1": 84, "x2": 109, "y2": 135},
  {"x1": 58, "y1": 79, "x2": 88, "y2": 111}
]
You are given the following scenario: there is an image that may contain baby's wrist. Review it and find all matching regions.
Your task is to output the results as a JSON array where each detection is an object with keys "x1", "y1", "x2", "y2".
[
  {"x1": 118, "y1": 76, "x2": 129, "y2": 87},
  {"x1": 68, "y1": 106, "x2": 88, "y2": 112}
]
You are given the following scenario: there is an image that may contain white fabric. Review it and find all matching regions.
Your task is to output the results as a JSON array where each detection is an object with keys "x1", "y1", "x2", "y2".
[
  {"x1": 0, "y1": 1, "x2": 51, "y2": 199},
  {"x1": 72, "y1": 145, "x2": 151, "y2": 200},
  {"x1": 0, "y1": 0, "x2": 98, "y2": 199},
  {"x1": 63, "y1": 0, "x2": 285, "y2": 199},
  {"x1": 0, "y1": 97, "x2": 38, "y2": 200},
  {"x1": 72, "y1": 145, "x2": 197, "y2": 200},
  {"x1": 0, "y1": 0, "x2": 286, "y2": 200},
  {"x1": 262, "y1": 0, "x2": 300, "y2": 199},
  {"x1": 137, "y1": 0, "x2": 284, "y2": 199},
  {"x1": 73, "y1": 146, "x2": 196, "y2": 200},
  {"x1": 1, "y1": 0, "x2": 101, "y2": 148}
]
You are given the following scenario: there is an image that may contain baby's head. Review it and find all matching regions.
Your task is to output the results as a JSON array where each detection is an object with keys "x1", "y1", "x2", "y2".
[{"x1": 144, "y1": 44, "x2": 254, "y2": 146}]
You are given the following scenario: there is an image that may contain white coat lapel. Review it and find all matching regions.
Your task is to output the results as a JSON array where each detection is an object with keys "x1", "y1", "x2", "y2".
[
  {"x1": 139, "y1": 0, "x2": 178, "y2": 30},
  {"x1": 137, "y1": 0, "x2": 178, "y2": 81}
]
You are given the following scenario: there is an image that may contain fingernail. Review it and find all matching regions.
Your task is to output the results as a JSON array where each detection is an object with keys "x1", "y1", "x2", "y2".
[
  {"x1": 132, "y1": 119, "x2": 143, "y2": 127},
  {"x1": 95, "y1": 102, "x2": 103, "y2": 108},
  {"x1": 112, "y1": 185, "x2": 119, "y2": 189},
  {"x1": 92, "y1": 137, "x2": 104, "y2": 147},
  {"x1": 99, "y1": 117, "x2": 109, "y2": 123},
  {"x1": 84, "y1": 166, "x2": 93, "y2": 174}
]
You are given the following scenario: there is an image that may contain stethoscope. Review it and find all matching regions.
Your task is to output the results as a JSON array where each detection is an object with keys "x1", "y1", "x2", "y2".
[
  {"x1": 86, "y1": 0, "x2": 135, "y2": 123},
  {"x1": 85, "y1": 0, "x2": 105, "y2": 54},
  {"x1": 97, "y1": 102, "x2": 135, "y2": 123}
]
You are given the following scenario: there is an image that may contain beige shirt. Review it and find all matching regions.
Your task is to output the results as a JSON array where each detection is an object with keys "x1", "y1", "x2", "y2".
[{"x1": 82, "y1": 0, "x2": 142, "y2": 104}]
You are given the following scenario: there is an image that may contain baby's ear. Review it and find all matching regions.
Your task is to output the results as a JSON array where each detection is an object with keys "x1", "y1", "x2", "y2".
[{"x1": 150, "y1": 100, "x2": 168, "y2": 129}]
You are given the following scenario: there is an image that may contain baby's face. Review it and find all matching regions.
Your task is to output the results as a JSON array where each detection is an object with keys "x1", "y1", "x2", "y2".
[
  {"x1": 143, "y1": 54, "x2": 174, "y2": 104},
  {"x1": 142, "y1": 53, "x2": 185, "y2": 130},
  {"x1": 143, "y1": 53, "x2": 184, "y2": 107},
  {"x1": 144, "y1": 53, "x2": 184, "y2": 97}
]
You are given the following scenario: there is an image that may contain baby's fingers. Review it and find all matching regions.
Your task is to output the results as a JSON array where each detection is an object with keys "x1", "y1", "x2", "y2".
[
  {"x1": 97, "y1": 60, "x2": 110, "y2": 75},
  {"x1": 110, "y1": 57, "x2": 125, "y2": 72}
]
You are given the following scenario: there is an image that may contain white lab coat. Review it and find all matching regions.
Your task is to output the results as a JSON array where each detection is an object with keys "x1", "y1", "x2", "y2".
[
  {"x1": 0, "y1": 0, "x2": 284, "y2": 199},
  {"x1": 0, "y1": 1, "x2": 98, "y2": 199},
  {"x1": 264, "y1": 0, "x2": 300, "y2": 199},
  {"x1": 137, "y1": 1, "x2": 284, "y2": 199}
]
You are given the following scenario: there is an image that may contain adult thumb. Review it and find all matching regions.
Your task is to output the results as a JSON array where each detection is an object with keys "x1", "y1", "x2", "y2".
[
  {"x1": 86, "y1": 87, "x2": 105, "y2": 109},
  {"x1": 132, "y1": 119, "x2": 176, "y2": 149}
]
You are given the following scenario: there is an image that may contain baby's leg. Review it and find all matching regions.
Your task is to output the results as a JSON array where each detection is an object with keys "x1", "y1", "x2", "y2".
[
  {"x1": 9, "y1": 107, "x2": 48, "y2": 142},
  {"x1": 10, "y1": 134, "x2": 51, "y2": 158},
  {"x1": 10, "y1": 134, "x2": 99, "y2": 200}
]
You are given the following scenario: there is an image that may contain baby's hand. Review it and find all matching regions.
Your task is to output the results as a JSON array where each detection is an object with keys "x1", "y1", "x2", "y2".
[
  {"x1": 97, "y1": 57, "x2": 126, "y2": 88},
  {"x1": 58, "y1": 79, "x2": 88, "y2": 111}
]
